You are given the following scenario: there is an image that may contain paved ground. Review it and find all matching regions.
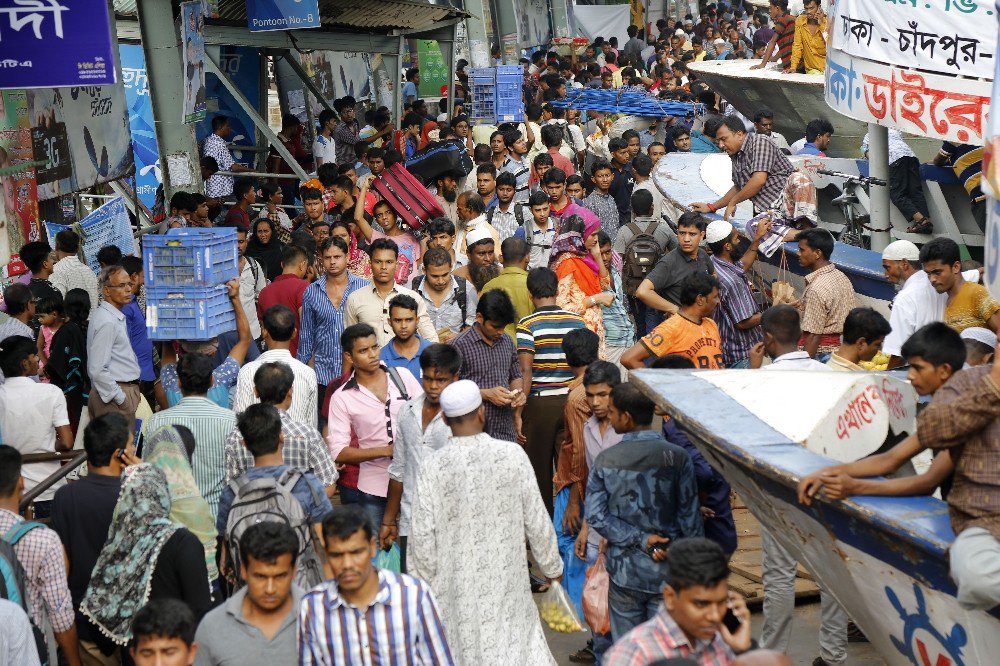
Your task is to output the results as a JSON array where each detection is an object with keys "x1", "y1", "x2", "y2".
[{"x1": 539, "y1": 598, "x2": 887, "y2": 665}]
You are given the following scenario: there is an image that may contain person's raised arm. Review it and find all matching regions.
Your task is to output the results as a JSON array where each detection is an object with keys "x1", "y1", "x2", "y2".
[
  {"x1": 739, "y1": 218, "x2": 773, "y2": 272},
  {"x1": 226, "y1": 279, "x2": 251, "y2": 365},
  {"x1": 353, "y1": 176, "x2": 377, "y2": 242}
]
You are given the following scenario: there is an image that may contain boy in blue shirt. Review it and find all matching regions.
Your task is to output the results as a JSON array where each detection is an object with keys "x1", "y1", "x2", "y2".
[{"x1": 380, "y1": 294, "x2": 431, "y2": 380}]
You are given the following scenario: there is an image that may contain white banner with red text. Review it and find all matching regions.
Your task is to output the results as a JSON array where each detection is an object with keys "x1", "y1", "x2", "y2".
[
  {"x1": 824, "y1": 49, "x2": 991, "y2": 144},
  {"x1": 830, "y1": 0, "x2": 996, "y2": 79}
]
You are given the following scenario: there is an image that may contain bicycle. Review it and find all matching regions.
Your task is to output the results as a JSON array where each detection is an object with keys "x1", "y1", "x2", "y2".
[{"x1": 817, "y1": 168, "x2": 888, "y2": 250}]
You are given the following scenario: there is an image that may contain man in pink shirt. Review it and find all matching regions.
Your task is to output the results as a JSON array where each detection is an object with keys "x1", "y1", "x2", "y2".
[
  {"x1": 327, "y1": 323, "x2": 423, "y2": 531},
  {"x1": 540, "y1": 125, "x2": 576, "y2": 177}
]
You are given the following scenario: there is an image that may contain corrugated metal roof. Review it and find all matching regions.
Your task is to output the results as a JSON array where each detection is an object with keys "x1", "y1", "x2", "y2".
[{"x1": 114, "y1": 0, "x2": 465, "y2": 32}]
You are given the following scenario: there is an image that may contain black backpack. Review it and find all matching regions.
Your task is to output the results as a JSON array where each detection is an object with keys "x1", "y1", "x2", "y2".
[
  {"x1": 1, "y1": 522, "x2": 51, "y2": 665},
  {"x1": 622, "y1": 222, "x2": 664, "y2": 293},
  {"x1": 412, "y1": 275, "x2": 468, "y2": 326}
]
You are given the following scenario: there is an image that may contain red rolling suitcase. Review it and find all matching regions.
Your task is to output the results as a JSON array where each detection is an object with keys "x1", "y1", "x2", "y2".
[{"x1": 372, "y1": 163, "x2": 444, "y2": 234}]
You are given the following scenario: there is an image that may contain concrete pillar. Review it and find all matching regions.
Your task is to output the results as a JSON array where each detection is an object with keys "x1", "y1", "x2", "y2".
[
  {"x1": 135, "y1": 0, "x2": 203, "y2": 201},
  {"x1": 867, "y1": 123, "x2": 891, "y2": 252},
  {"x1": 464, "y1": 0, "x2": 492, "y2": 67},
  {"x1": 550, "y1": 0, "x2": 571, "y2": 38}
]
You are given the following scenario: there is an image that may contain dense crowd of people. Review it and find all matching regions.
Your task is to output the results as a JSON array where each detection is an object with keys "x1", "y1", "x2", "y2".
[{"x1": 1, "y1": 2, "x2": 999, "y2": 665}]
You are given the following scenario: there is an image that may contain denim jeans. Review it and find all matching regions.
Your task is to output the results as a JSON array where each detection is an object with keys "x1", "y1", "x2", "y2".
[
  {"x1": 728, "y1": 357, "x2": 751, "y2": 369},
  {"x1": 338, "y1": 486, "x2": 388, "y2": 533},
  {"x1": 608, "y1": 579, "x2": 662, "y2": 641}
]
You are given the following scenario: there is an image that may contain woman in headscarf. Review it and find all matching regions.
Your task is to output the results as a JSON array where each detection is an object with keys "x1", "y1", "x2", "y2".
[
  {"x1": 245, "y1": 217, "x2": 285, "y2": 281},
  {"x1": 144, "y1": 425, "x2": 219, "y2": 590},
  {"x1": 549, "y1": 214, "x2": 614, "y2": 356},
  {"x1": 331, "y1": 218, "x2": 372, "y2": 280},
  {"x1": 258, "y1": 182, "x2": 293, "y2": 244},
  {"x1": 80, "y1": 464, "x2": 212, "y2": 649}
]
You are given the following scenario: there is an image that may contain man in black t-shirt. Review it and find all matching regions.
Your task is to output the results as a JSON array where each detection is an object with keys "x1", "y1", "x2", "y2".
[{"x1": 50, "y1": 414, "x2": 135, "y2": 661}]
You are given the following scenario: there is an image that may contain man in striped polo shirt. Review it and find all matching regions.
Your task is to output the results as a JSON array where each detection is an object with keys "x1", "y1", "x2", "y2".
[
  {"x1": 751, "y1": 0, "x2": 796, "y2": 70},
  {"x1": 516, "y1": 267, "x2": 587, "y2": 516}
]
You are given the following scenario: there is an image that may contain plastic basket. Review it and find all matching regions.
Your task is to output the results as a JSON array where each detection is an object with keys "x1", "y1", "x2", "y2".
[
  {"x1": 142, "y1": 227, "x2": 238, "y2": 288},
  {"x1": 145, "y1": 285, "x2": 235, "y2": 341},
  {"x1": 495, "y1": 76, "x2": 524, "y2": 122},
  {"x1": 495, "y1": 64, "x2": 523, "y2": 76}
]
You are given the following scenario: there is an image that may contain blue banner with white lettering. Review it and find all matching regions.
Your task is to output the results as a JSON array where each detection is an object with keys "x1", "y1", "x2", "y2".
[
  {"x1": 0, "y1": 0, "x2": 116, "y2": 89},
  {"x1": 246, "y1": 0, "x2": 321, "y2": 32},
  {"x1": 119, "y1": 44, "x2": 159, "y2": 211}
]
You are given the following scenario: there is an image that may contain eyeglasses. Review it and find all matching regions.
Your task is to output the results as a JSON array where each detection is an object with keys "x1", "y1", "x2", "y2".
[{"x1": 106, "y1": 282, "x2": 132, "y2": 290}]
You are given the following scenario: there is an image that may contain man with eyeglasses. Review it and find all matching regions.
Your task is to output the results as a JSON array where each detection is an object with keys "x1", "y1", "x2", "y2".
[{"x1": 87, "y1": 265, "x2": 143, "y2": 429}]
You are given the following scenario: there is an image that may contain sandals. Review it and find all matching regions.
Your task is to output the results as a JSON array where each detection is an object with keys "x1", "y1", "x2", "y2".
[{"x1": 906, "y1": 219, "x2": 933, "y2": 234}]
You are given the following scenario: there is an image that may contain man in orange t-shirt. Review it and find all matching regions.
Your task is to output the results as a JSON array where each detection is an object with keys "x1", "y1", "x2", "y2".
[{"x1": 622, "y1": 272, "x2": 725, "y2": 370}]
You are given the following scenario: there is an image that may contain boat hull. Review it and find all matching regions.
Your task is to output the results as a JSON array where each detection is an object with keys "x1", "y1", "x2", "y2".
[{"x1": 631, "y1": 369, "x2": 1000, "y2": 666}]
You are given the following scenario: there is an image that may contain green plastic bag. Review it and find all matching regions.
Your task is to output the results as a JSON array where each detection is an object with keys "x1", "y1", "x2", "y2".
[{"x1": 374, "y1": 543, "x2": 401, "y2": 573}]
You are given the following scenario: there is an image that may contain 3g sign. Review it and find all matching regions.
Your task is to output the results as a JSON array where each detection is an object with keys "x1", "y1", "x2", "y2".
[{"x1": 30, "y1": 122, "x2": 72, "y2": 185}]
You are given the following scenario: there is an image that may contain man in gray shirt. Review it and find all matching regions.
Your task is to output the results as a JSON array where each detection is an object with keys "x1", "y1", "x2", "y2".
[
  {"x1": 87, "y1": 265, "x2": 142, "y2": 429},
  {"x1": 195, "y1": 522, "x2": 302, "y2": 665}
]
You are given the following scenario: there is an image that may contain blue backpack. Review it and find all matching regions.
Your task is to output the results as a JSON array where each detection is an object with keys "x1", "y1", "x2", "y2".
[{"x1": 1, "y1": 521, "x2": 51, "y2": 665}]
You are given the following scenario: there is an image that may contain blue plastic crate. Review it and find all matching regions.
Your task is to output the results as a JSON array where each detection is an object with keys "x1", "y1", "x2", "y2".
[
  {"x1": 145, "y1": 285, "x2": 235, "y2": 341},
  {"x1": 142, "y1": 227, "x2": 238, "y2": 288},
  {"x1": 495, "y1": 65, "x2": 522, "y2": 76}
]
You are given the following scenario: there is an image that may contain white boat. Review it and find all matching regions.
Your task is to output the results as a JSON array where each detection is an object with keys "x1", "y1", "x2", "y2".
[
  {"x1": 631, "y1": 367, "x2": 1000, "y2": 666},
  {"x1": 687, "y1": 60, "x2": 943, "y2": 161}
]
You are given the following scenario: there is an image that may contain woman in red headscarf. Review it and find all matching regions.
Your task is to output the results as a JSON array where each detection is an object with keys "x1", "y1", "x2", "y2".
[{"x1": 548, "y1": 214, "x2": 614, "y2": 357}]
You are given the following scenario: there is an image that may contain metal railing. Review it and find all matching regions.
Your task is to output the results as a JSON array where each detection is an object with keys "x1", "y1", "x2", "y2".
[
  {"x1": 216, "y1": 171, "x2": 302, "y2": 180},
  {"x1": 18, "y1": 451, "x2": 88, "y2": 513}
]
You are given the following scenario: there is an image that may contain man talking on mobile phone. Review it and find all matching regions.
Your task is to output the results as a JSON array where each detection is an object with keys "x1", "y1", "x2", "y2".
[{"x1": 585, "y1": 382, "x2": 704, "y2": 640}]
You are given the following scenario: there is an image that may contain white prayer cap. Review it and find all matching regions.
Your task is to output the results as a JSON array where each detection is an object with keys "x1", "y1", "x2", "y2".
[
  {"x1": 882, "y1": 240, "x2": 920, "y2": 262},
  {"x1": 705, "y1": 219, "x2": 734, "y2": 244},
  {"x1": 465, "y1": 225, "x2": 494, "y2": 248},
  {"x1": 675, "y1": 28, "x2": 687, "y2": 36},
  {"x1": 440, "y1": 380, "x2": 483, "y2": 417},
  {"x1": 713, "y1": 38, "x2": 726, "y2": 46},
  {"x1": 960, "y1": 326, "x2": 997, "y2": 348}
]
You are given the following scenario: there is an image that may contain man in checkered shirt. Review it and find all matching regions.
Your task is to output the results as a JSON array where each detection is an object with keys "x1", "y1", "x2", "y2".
[{"x1": 604, "y1": 538, "x2": 752, "y2": 665}]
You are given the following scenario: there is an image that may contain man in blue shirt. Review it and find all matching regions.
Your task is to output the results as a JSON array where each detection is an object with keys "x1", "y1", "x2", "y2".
[
  {"x1": 379, "y1": 294, "x2": 431, "y2": 380},
  {"x1": 586, "y1": 382, "x2": 703, "y2": 640},
  {"x1": 402, "y1": 68, "x2": 420, "y2": 109},
  {"x1": 120, "y1": 257, "x2": 158, "y2": 406},
  {"x1": 797, "y1": 118, "x2": 834, "y2": 156}
]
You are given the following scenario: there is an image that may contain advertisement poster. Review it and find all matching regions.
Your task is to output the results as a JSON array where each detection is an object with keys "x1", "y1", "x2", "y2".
[
  {"x1": 119, "y1": 44, "x2": 160, "y2": 211},
  {"x1": 417, "y1": 41, "x2": 450, "y2": 98},
  {"x1": 26, "y1": 85, "x2": 132, "y2": 201},
  {"x1": 46, "y1": 197, "x2": 135, "y2": 272},
  {"x1": 197, "y1": 46, "x2": 260, "y2": 170},
  {"x1": 0, "y1": 0, "x2": 116, "y2": 89},
  {"x1": 832, "y1": 0, "x2": 994, "y2": 80},
  {"x1": 0, "y1": 90, "x2": 39, "y2": 266},
  {"x1": 513, "y1": 0, "x2": 553, "y2": 48},
  {"x1": 298, "y1": 51, "x2": 373, "y2": 104},
  {"x1": 246, "y1": 0, "x2": 321, "y2": 32},
  {"x1": 181, "y1": 1, "x2": 207, "y2": 124}
]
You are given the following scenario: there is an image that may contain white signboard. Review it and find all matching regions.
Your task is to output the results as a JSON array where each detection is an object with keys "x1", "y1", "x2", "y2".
[
  {"x1": 825, "y1": 49, "x2": 991, "y2": 144},
  {"x1": 831, "y1": 0, "x2": 996, "y2": 80}
]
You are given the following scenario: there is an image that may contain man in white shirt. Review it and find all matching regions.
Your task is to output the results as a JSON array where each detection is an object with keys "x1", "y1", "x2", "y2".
[
  {"x1": 312, "y1": 109, "x2": 338, "y2": 168},
  {"x1": 880, "y1": 240, "x2": 980, "y2": 369},
  {"x1": 749, "y1": 304, "x2": 848, "y2": 666},
  {"x1": 232, "y1": 304, "x2": 317, "y2": 425},
  {"x1": 0, "y1": 337, "x2": 73, "y2": 516},
  {"x1": 49, "y1": 230, "x2": 99, "y2": 311},
  {"x1": 235, "y1": 226, "x2": 266, "y2": 341}
]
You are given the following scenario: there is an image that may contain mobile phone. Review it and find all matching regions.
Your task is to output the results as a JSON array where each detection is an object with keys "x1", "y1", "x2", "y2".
[{"x1": 723, "y1": 607, "x2": 743, "y2": 634}]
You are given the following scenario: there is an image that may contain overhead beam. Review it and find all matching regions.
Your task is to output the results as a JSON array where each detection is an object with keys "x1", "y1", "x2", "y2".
[{"x1": 116, "y1": 18, "x2": 462, "y2": 54}]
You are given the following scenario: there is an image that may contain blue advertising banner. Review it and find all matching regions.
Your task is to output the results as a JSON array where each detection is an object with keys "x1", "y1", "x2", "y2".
[
  {"x1": 181, "y1": 1, "x2": 207, "y2": 123},
  {"x1": 0, "y1": 0, "x2": 116, "y2": 89},
  {"x1": 119, "y1": 44, "x2": 159, "y2": 211},
  {"x1": 246, "y1": 0, "x2": 321, "y2": 32},
  {"x1": 196, "y1": 46, "x2": 261, "y2": 170},
  {"x1": 46, "y1": 197, "x2": 135, "y2": 271}
]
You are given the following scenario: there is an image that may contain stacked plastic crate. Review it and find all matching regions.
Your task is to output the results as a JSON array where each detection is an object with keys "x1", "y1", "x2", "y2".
[
  {"x1": 469, "y1": 65, "x2": 525, "y2": 124},
  {"x1": 142, "y1": 227, "x2": 239, "y2": 340}
]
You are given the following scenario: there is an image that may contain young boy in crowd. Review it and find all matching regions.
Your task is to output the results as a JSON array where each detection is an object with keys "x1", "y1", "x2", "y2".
[
  {"x1": 826, "y1": 307, "x2": 892, "y2": 372},
  {"x1": 379, "y1": 295, "x2": 432, "y2": 381},
  {"x1": 798, "y1": 322, "x2": 967, "y2": 501},
  {"x1": 514, "y1": 190, "x2": 557, "y2": 270}
]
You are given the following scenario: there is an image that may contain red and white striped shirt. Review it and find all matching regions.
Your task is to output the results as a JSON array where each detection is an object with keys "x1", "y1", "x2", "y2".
[{"x1": 604, "y1": 606, "x2": 735, "y2": 666}]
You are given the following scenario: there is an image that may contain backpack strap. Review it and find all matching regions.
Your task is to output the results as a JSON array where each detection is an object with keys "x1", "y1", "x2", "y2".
[
  {"x1": 386, "y1": 366, "x2": 410, "y2": 402},
  {"x1": 455, "y1": 279, "x2": 468, "y2": 326},
  {"x1": 485, "y1": 207, "x2": 495, "y2": 224},
  {"x1": 626, "y1": 222, "x2": 643, "y2": 237},
  {"x1": 2, "y1": 521, "x2": 44, "y2": 546},
  {"x1": 514, "y1": 204, "x2": 525, "y2": 227},
  {"x1": 412, "y1": 274, "x2": 424, "y2": 291},
  {"x1": 277, "y1": 468, "x2": 303, "y2": 494}
]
